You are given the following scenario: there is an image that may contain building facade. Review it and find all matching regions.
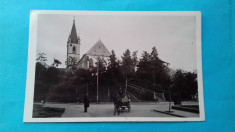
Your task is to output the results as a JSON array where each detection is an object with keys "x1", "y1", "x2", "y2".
[
  {"x1": 77, "y1": 39, "x2": 111, "y2": 69},
  {"x1": 66, "y1": 19, "x2": 111, "y2": 69}
]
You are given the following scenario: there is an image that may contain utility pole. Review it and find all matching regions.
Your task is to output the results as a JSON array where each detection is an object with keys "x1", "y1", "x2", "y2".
[
  {"x1": 108, "y1": 87, "x2": 109, "y2": 97},
  {"x1": 86, "y1": 79, "x2": 89, "y2": 97},
  {"x1": 153, "y1": 69, "x2": 156, "y2": 92},
  {"x1": 169, "y1": 86, "x2": 172, "y2": 112},
  {"x1": 125, "y1": 75, "x2": 127, "y2": 95},
  {"x1": 96, "y1": 60, "x2": 99, "y2": 102}
]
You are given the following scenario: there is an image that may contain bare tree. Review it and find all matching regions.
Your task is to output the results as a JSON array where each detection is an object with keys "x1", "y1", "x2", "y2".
[{"x1": 36, "y1": 53, "x2": 47, "y2": 63}]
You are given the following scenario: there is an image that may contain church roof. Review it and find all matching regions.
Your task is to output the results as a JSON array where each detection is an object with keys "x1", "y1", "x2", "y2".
[
  {"x1": 85, "y1": 39, "x2": 111, "y2": 57},
  {"x1": 69, "y1": 20, "x2": 80, "y2": 44}
]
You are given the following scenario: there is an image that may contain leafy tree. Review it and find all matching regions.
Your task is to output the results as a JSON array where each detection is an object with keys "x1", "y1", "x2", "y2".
[
  {"x1": 52, "y1": 58, "x2": 62, "y2": 67},
  {"x1": 149, "y1": 47, "x2": 163, "y2": 76},
  {"x1": 171, "y1": 69, "x2": 198, "y2": 101},
  {"x1": 105, "y1": 50, "x2": 122, "y2": 91},
  {"x1": 35, "y1": 62, "x2": 47, "y2": 82},
  {"x1": 149, "y1": 47, "x2": 170, "y2": 92},
  {"x1": 108, "y1": 50, "x2": 118, "y2": 69},
  {"x1": 47, "y1": 81, "x2": 77, "y2": 103},
  {"x1": 34, "y1": 53, "x2": 49, "y2": 101},
  {"x1": 171, "y1": 69, "x2": 184, "y2": 104},
  {"x1": 35, "y1": 53, "x2": 48, "y2": 81},
  {"x1": 73, "y1": 69, "x2": 92, "y2": 85},
  {"x1": 136, "y1": 51, "x2": 151, "y2": 79},
  {"x1": 34, "y1": 80, "x2": 49, "y2": 101},
  {"x1": 107, "y1": 50, "x2": 121, "y2": 79},
  {"x1": 182, "y1": 71, "x2": 198, "y2": 99},
  {"x1": 121, "y1": 49, "x2": 134, "y2": 76},
  {"x1": 34, "y1": 62, "x2": 49, "y2": 101},
  {"x1": 96, "y1": 56, "x2": 107, "y2": 75},
  {"x1": 46, "y1": 66, "x2": 60, "y2": 84},
  {"x1": 132, "y1": 50, "x2": 138, "y2": 72},
  {"x1": 135, "y1": 47, "x2": 171, "y2": 94}
]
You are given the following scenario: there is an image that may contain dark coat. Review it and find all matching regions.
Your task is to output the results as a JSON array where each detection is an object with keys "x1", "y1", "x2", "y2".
[
  {"x1": 113, "y1": 94, "x2": 122, "y2": 106},
  {"x1": 84, "y1": 96, "x2": 89, "y2": 107}
]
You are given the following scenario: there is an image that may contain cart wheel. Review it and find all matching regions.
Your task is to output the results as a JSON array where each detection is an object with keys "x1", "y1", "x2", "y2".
[
  {"x1": 128, "y1": 107, "x2": 131, "y2": 112},
  {"x1": 114, "y1": 106, "x2": 118, "y2": 115},
  {"x1": 122, "y1": 107, "x2": 125, "y2": 113}
]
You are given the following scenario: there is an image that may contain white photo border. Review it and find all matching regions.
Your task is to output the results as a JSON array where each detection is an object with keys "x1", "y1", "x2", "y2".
[{"x1": 24, "y1": 10, "x2": 205, "y2": 122}]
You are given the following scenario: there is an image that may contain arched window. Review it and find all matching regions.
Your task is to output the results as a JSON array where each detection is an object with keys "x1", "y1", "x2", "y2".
[
  {"x1": 89, "y1": 58, "x2": 93, "y2": 68},
  {"x1": 86, "y1": 56, "x2": 90, "y2": 68},
  {"x1": 72, "y1": 46, "x2": 76, "y2": 54}
]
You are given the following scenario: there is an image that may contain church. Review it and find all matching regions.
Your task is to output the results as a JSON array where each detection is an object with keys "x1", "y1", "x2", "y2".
[{"x1": 66, "y1": 19, "x2": 111, "y2": 69}]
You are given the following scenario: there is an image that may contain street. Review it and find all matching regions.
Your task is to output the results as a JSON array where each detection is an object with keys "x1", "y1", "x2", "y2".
[{"x1": 39, "y1": 102, "x2": 199, "y2": 117}]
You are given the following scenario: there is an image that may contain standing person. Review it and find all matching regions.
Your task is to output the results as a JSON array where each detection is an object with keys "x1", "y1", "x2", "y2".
[
  {"x1": 114, "y1": 92, "x2": 122, "y2": 115},
  {"x1": 41, "y1": 99, "x2": 45, "y2": 107},
  {"x1": 84, "y1": 93, "x2": 89, "y2": 112}
]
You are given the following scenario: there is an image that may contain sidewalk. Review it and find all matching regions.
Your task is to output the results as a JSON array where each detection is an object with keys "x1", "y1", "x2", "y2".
[
  {"x1": 37, "y1": 101, "x2": 199, "y2": 117},
  {"x1": 153, "y1": 102, "x2": 199, "y2": 117},
  {"x1": 40, "y1": 103, "x2": 174, "y2": 117}
]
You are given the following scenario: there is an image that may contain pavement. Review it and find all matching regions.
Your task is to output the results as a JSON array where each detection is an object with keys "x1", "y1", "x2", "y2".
[
  {"x1": 38, "y1": 102, "x2": 199, "y2": 117},
  {"x1": 153, "y1": 102, "x2": 199, "y2": 117}
]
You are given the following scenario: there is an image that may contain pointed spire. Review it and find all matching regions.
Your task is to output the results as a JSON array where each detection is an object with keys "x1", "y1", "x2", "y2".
[{"x1": 69, "y1": 17, "x2": 80, "y2": 44}]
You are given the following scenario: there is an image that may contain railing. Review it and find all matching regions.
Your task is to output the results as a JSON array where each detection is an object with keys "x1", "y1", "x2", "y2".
[{"x1": 127, "y1": 82, "x2": 165, "y2": 101}]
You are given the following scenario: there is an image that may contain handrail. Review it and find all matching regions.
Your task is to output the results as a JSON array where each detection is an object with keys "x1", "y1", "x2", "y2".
[
  {"x1": 127, "y1": 84, "x2": 148, "y2": 95},
  {"x1": 128, "y1": 83, "x2": 156, "y2": 94},
  {"x1": 126, "y1": 91, "x2": 139, "y2": 101}
]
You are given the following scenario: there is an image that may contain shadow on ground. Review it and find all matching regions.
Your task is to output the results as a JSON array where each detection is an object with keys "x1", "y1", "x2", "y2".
[{"x1": 33, "y1": 104, "x2": 65, "y2": 118}]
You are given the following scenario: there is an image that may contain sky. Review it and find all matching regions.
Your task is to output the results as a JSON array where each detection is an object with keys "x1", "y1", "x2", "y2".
[{"x1": 37, "y1": 14, "x2": 197, "y2": 72}]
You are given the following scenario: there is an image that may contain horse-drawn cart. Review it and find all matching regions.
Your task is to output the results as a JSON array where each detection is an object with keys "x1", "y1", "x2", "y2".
[{"x1": 114, "y1": 94, "x2": 131, "y2": 115}]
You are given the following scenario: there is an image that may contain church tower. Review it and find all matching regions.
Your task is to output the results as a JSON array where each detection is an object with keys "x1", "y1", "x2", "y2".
[{"x1": 67, "y1": 18, "x2": 81, "y2": 67}]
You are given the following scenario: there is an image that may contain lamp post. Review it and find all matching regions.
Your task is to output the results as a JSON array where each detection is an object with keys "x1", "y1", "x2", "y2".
[
  {"x1": 96, "y1": 59, "x2": 99, "y2": 102},
  {"x1": 125, "y1": 77, "x2": 133, "y2": 95},
  {"x1": 168, "y1": 85, "x2": 172, "y2": 112},
  {"x1": 125, "y1": 75, "x2": 127, "y2": 95},
  {"x1": 149, "y1": 65, "x2": 156, "y2": 92},
  {"x1": 86, "y1": 78, "x2": 89, "y2": 97},
  {"x1": 153, "y1": 68, "x2": 156, "y2": 92}
]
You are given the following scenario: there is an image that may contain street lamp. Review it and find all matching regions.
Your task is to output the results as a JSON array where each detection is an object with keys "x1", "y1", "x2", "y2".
[
  {"x1": 91, "y1": 57, "x2": 100, "y2": 102},
  {"x1": 96, "y1": 61, "x2": 99, "y2": 102},
  {"x1": 125, "y1": 77, "x2": 134, "y2": 95},
  {"x1": 125, "y1": 75, "x2": 127, "y2": 95},
  {"x1": 168, "y1": 85, "x2": 172, "y2": 112}
]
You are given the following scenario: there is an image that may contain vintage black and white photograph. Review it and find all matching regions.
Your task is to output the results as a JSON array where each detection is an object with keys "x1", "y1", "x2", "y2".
[{"x1": 24, "y1": 11, "x2": 204, "y2": 122}]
